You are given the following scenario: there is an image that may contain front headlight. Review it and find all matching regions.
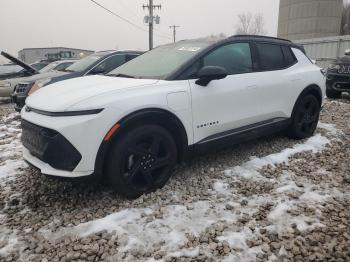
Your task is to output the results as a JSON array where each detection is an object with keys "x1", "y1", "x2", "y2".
[
  {"x1": 37, "y1": 78, "x2": 52, "y2": 88},
  {"x1": 328, "y1": 64, "x2": 340, "y2": 70},
  {"x1": 28, "y1": 82, "x2": 39, "y2": 96}
]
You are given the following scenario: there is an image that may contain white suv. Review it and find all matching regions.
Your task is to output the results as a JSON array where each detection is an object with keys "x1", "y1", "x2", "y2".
[{"x1": 21, "y1": 35, "x2": 325, "y2": 198}]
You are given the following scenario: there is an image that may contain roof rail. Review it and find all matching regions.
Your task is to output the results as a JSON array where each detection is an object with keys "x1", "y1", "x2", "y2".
[{"x1": 231, "y1": 35, "x2": 292, "y2": 43}]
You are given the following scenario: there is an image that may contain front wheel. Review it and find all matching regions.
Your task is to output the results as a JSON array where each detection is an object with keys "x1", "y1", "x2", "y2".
[
  {"x1": 105, "y1": 125, "x2": 177, "y2": 198},
  {"x1": 288, "y1": 95, "x2": 320, "y2": 140}
]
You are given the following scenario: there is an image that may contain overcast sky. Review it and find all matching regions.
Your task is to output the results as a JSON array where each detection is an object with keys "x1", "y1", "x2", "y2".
[{"x1": 0, "y1": 0, "x2": 280, "y2": 64}]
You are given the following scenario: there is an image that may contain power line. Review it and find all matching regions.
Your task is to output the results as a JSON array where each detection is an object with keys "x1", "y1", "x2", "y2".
[
  {"x1": 117, "y1": 0, "x2": 143, "y2": 20},
  {"x1": 88, "y1": 0, "x2": 170, "y2": 40}
]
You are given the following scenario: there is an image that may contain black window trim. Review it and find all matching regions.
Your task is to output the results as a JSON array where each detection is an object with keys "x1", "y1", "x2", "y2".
[
  {"x1": 281, "y1": 45, "x2": 298, "y2": 68},
  {"x1": 174, "y1": 40, "x2": 258, "y2": 80},
  {"x1": 253, "y1": 41, "x2": 298, "y2": 73}
]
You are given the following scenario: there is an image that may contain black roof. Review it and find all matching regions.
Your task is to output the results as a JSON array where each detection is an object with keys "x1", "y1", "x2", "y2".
[
  {"x1": 172, "y1": 35, "x2": 304, "y2": 53},
  {"x1": 229, "y1": 35, "x2": 305, "y2": 53},
  {"x1": 231, "y1": 34, "x2": 292, "y2": 43}
]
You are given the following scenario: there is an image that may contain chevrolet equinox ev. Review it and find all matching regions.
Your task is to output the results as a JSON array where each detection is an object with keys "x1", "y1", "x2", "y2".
[{"x1": 21, "y1": 35, "x2": 325, "y2": 198}]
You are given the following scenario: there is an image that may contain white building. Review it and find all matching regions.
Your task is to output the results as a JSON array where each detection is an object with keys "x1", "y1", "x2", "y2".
[
  {"x1": 278, "y1": 0, "x2": 343, "y2": 41},
  {"x1": 18, "y1": 47, "x2": 94, "y2": 63}
]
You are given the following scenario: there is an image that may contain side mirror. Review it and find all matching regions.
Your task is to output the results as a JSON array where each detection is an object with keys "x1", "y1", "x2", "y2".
[
  {"x1": 345, "y1": 49, "x2": 350, "y2": 56},
  {"x1": 195, "y1": 66, "x2": 228, "y2": 86}
]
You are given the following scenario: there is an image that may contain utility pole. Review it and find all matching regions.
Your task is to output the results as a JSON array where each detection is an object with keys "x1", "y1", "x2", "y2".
[
  {"x1": 143, "y1": 0, "x2": 161, "y2": 50},
  {"x1": 169, "y1": 25, "x2": 180, "y2": 43}
]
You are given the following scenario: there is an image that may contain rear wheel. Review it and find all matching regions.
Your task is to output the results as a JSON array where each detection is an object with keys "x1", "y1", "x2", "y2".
[
  {"x1": 326, "y1": 88, "x2": 341, "y2": 99},
  {"x1": 106, "y1": 125, "x2": 177, "y2": 198},
  {"x1": 288, "y1": 95, "x2": 320, "y2": 139}
]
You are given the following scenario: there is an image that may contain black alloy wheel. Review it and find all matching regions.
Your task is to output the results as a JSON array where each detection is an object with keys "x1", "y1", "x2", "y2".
[
  {"x1": 289, "y1": 95, "x2": 320, "y2": 139},
  {"x1": 106, "y1": 125, "x2": 177, "y2": 198}
]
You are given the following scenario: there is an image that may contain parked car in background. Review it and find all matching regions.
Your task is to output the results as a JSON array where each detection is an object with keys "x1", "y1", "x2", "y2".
[
  {"x1": 0, "y1": 61, "x2": 49, "y2": 82},
  {"x1": 14, "y1": 51, "x2": 143, "y2": 111},
  {"x1": 21, "y1": 35, "x2": 325, "y2": 198},
  {"x1": 10, "y1": 60, "x2": 77, "y2": 110},
  {"x1": 0, "y1": 62, "x2": 62, "y2": 97},
  {"x1": 0, "y1": 59, "x2": 76, "y2": 99},
  {"x1": 0, "y1": 51, "x2": 49, "y2": 80},
  {"x1": 34, "y1": 50, "x2": 143, "y2": 88},
  {"x1": 0, "y1": 64, "x2": 22, "y2": 75},
  {"x1": 326, "y1": 50, "x2": 350, "y2": 98}
]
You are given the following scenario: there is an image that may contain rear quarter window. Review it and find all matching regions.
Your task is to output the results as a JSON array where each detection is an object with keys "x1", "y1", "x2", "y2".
[
  {"x1": 256, "y1": 43, "x2": 285, "y2": 71},
  {"x1": 281, "y1": 46, "x2": 297, "y2": 67}
]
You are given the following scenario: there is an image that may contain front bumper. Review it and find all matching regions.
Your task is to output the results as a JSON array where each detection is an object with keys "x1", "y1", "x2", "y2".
[
  {"x1": 11, "y1": 93, "x2": 26, "y2": 112},
  {"x1": 23, "y1": 148, "x2": 91, "y2": 177},
  {"x1": 21, "y1": 106, "x2": 124, "y2": 177},
  {"x1": 21, "y1": 119, "x2": 82, "y2": 171}
]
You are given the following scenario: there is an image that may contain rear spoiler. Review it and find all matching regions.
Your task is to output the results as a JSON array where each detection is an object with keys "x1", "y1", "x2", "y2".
[{"x1": 1, "y1": 51, "x2": 39, "y2": 75}]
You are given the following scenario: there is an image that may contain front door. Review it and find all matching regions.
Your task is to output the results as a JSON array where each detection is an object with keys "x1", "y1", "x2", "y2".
[{"x1": 188, "y1": 42, "x2": 262, "y2": 143}]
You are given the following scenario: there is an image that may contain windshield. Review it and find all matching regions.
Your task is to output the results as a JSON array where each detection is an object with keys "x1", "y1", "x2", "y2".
[
  {"x1": 108, "y1": 41, "x2": 211, "y2": 79},
  {"x1": 39, "y1": 62, "x2": 61, "y2": 73},
  {"x1": 31, "y1": 62, "x2": 48, "y2": 71},
  {"x1": 65, "y1": 54, "x2": 102, "y2": 72}
]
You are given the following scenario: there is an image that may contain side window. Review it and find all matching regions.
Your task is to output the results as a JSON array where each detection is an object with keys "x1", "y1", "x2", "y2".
[
  {"x1": 203, "y1": 43, "x2": 253, "y2": 75},
  {"x1": 90, "y1": 55, "x2": 126, "y2": 74},
  {"x1": 282, "y1": 46, "x2": 297, "y2": 67},
  {"x1": 256, "y1": 43, "x2": 285, "y2": 71}
]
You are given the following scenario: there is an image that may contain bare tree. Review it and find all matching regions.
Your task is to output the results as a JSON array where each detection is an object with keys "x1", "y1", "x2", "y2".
[{"x1": 235, "y1": 12, "x2": 266, "y2": 35}]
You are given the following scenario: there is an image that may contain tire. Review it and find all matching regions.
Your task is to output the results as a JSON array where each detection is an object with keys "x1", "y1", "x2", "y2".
[
  {"x1": 326, "y1": 88, "x2": 341, "y2": 99},
  {"x1": 288, "y1": 95, "x2": 320, "y2": 140},
  {"x1": 105, "y1": 125, "x2": 177, "y2": 198}
]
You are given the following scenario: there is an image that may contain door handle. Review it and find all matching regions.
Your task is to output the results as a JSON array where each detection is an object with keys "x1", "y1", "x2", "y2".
[{"x1": 246, "y1": 85, "x2": 258, "y2": 90}]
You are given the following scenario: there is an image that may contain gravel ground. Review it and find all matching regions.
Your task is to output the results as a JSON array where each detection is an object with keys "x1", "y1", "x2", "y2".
[{"x1": 0, "y1": 98, "x2": 349, "y2": 262}]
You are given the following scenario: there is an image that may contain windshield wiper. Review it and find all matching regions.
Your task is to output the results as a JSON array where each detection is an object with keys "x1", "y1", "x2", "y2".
[{"x1": 109, "y1": 73, "x2": 136, "y2": 79}]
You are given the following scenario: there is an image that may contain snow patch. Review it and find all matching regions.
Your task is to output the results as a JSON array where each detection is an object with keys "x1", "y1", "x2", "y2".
[
  {"x1": 60, "y1": 201, "x2": 236, "y2": 255},
  {"x1": 0, "y1": 160, "x2": 26, "y2": 179},
  {"x1": 299, "y1": 191, "x2": 329, "y2": 202},
  {"x1": 224, "y1": 134, "x2": 330, "y2": 179},
  {"x1": 213, "y1": 181, "x2": 230, "y2": 195}
]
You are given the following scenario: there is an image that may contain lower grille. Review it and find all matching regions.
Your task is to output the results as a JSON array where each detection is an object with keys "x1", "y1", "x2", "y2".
[
  {"x1": 15, "y1": 83, "x2": 31, "y2": 94},
  {"x1": 333, "y1": 82, "x2": 350, "y2": 90},
  {"x1": 21, "y1": 120, "x2": 82, "y2": 172}
]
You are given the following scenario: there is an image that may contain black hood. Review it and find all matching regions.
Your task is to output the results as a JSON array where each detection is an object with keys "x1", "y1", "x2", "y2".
[{"x1": 1, "y1": 51, "x2": 39, "y2": 75}]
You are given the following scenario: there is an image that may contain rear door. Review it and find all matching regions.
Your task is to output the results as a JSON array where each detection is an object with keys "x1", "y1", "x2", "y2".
[{"x1": 252, "y1": 42, "x2": 299, "y2": 121}]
